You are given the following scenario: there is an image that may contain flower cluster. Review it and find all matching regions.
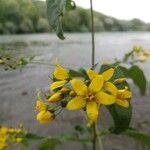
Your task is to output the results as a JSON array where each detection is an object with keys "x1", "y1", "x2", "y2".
[
  {"x1": 35, "y1": 65, "x2": 132, "y2": 125},
  {"x1": 0, "y1": 126, "x2": 25, "y2": 150},
  {"x1": 133, "y1": 46, "x2": 150, "y2": 63}
]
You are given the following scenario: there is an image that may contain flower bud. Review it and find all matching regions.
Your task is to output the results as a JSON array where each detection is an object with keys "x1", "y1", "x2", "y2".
[
  {"x1": 138, "y1": 55, "x2": 147, "y2": 62},
  {"x1": 48, "y1": 92, "x2": 62, "y2": 102},
  {"x1": 36, "y1": 110, "x2": 55, "y2": 124},
  {"x1": 36, "y1": 100, "x2": 47, "y2": 112}
]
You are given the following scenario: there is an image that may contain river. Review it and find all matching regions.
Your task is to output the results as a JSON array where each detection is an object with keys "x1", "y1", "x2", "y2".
[{"x1": 0, "y1": 32, "x2": 150, "y2": 150}]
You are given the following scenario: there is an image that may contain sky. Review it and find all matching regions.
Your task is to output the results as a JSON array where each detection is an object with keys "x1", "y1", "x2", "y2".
[
  {"x1": 73, "y1": 0, "x2": 150, "y2": 23},
  {"x1": 41, "y1": 0, "x2": 150, "y2": 23}
]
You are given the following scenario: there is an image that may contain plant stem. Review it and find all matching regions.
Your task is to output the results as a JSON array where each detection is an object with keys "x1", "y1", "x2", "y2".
[
  {"x1": 90, "y1": 0, "x2": 97, "y2": 149},
  {"x1": 92, "y1": 123, "x2": 97, "y2": 150},
  {"x1": 96, "y1": 125, "x2": 104, "y2": 150},
  {"x1": 90, "y1": 0, "x2": 95, "y2": 67}
]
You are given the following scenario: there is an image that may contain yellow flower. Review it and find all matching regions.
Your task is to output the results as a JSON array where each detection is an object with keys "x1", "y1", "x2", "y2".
[
  {"x1": 115, "y1": 89, "x2": 132, "y2": 108},
  {"x1": 0, "y1": 135, "x2": 7, "y2": 150},
  {"x1": 133, "y1": 46, "x2": 142, "y2": 53},
  {"x1": 54, "y1": 66, "x2": 69, "y2": 80},
  {"x1": 87, "y1": 68, "x2": 114, "y2": 81},
  {"x1": 36, "y1": 110, "x2": 55, "y2": 124},
  {"x1": 144, "y1": 49, "x2": 150, "y2": 56},
  {"x1": 0, "y1": 59, "x2": 4, "y2": 64},
  {"x1": 0, "y1": 127, "x2": 8, "y2": 135},
  {"x1": 15, "y1": 138, "x2": 23, "y2": 143},
  {"x1": 138, "y1": 55, "x2": 148, "y2": 62},
  {"x1": 48, "y1": 92, "x2": 62, "y2": 102},
  {"x1": 67, "y1": 76, "x2": 116, "y2": 123},
  {"x1": 36, "y1": 100, "x2": 47, "y2": 112}
]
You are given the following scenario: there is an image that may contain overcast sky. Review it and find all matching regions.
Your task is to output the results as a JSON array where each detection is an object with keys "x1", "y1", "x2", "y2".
[
  {"x1": 73, "y1": 0, "x2": 150, "y2": 23},
  {"x1": 42, "y1": 0, "x2": 150, "y2": 22}
]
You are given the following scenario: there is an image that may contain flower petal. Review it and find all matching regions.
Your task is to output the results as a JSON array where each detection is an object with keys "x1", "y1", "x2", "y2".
[
  {"x1": 71, "y1": 79, "x2": 87, "y2": 95},
  {"x1": 118, "y1": 90, "x2": 132, "y2": 99},
  {"x1": 86, "y1": 101, "x2": 98, "y2": 123},
  {"x1": 54, "y1": 67, "x2": 69, "y2": 80},
  {"x1": 88, "y1": 75, "x2": 104, "y2": 93},
  {"x1": 96, "y1": 91, "x2": 115, "y2": 105},
  {"x1": 102, "y1": 68, "x2": 114, "y2": 81},
  {"x1": 87, "y1": 69, "x2": 98, "y2": 80},
  {"x1": 116, "y1": 99, "x2": 129, "y2": 108},
  {"x1": 66, "y1": 96, "x2": 86, "y2": 110},
  {"x1": 50, "y1": 80, "x2": 67, "y2": 91},
  {"x1": 104, "y1": 82, "x2": 117, "y2": 96}
]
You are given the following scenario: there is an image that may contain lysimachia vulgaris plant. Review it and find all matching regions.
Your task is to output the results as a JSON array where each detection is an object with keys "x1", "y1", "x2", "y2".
[{"x1": 1, "y1": 0, "x2": 150, "y2": 150}]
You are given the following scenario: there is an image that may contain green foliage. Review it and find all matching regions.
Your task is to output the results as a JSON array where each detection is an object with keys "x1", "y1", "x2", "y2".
[
  {"x1": 37, "y1": 18, "x2": 49, "y2": 32},
  {"x1": 119, "y1": 65, "x2": 147, "y2": 95},
  {"x1": 46, "y1": 0, "x2": 65, "y2": 39},
  {"x1": 20, "y1": 18, "x2": 34, "y2": 33},
  {"x1": 65, "y1": 0, "x2": 76, "y2": 11},
  {"x1": 108, "y1": 103, "x2": 132, "y2": 134},
  {"x1": 39, "y1": 138, "x2": 61, "y2": 150},
  {"x1": 25, "y1": 133, "x2": 44, "y2": 141},
  {"x1": 69, "y1": 68, "x2": 88, "y2": 79}
]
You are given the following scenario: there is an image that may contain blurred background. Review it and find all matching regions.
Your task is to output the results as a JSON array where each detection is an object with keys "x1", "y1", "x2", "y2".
[{"x1": 0, "y1": 0, "x2": 150, "y2": 149}]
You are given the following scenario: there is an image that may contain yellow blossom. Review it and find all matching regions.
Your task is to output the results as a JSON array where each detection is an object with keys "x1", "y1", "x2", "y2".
[
  {"x1": 36, "y1": 110, "x2": 55, "y2": 124},
  {"x1": 87, "y1": 68, "x2": 114, "y2": 81},
  {"x1": 115, "y1": 89, "x2": 132, "y2": 108},
  {"x1": 67, "y1": 76, "x2": 116, "y2": 124},
  {"x1": 144, "y1": 49, "x2": 150, "y2": 56},
  {"x1": 36, "y1": 100, "x2": 47, "y2": 112},
  {"x1": 0, "y1": 59, "x2": 4, "y2": 64},
  {"x1": 15, "y1": 138, "x2": 23, "y2": 143},
  {"x1": 54, "y1": 66, "x2": 69, "y2": 80},
  {"x1": 138, "y1": 55, "x2": 148, "y2": 62},
  {"x1": 133, "y1": 46, "x2": 142, "y2": 53}
]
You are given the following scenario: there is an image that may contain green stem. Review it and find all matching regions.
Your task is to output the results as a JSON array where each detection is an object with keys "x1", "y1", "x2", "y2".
[
  {"x1": 90, "y1": 0, "x2": 95, "y2": 67},
  {"x1": 92, "y1": 123, "x2": 97, "y2": 150},
  {"x1": 90, "y1": 0, "x2": 97, "y2": 149},
  {"x1": 95, "y1": 125, "x2": 104, "y2": 150}
]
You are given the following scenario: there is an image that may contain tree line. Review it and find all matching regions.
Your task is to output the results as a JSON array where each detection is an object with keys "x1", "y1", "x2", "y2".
[{"x1": 0, "y1": 0, "x2": 150, "y2": 34}]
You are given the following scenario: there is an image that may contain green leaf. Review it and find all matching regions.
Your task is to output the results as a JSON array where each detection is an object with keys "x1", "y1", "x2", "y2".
[
  {"x1": 46, "y1": 0, "x2": 65, "y2": 40},
  {"x1": 123, "y1": 51, "x2": 134, "y2": 62},
  {"x1": 39, "y1": 138, "x2": 61, "y2": 150},
  {"x1": 65, "y1": 0, "x2": 76, "y2": 11},
  {"x1": 69, "y1": 68, "x2": 88, "y2": 79},
  {"x1": 120, "y1": 65, "x2": 147, "y2": 95},
  {"x1": 26, "y1": 133, "x2": 44, "y2": 140},
  {"x1": 129, "y1": 65, "x2": 146, "y2": 95},
  {"x1": 107, "y1": 103, "x2": 132, "y2": 134},
  {"x1": 124, "y1": 129, "x2": 150, "y2": 146}
]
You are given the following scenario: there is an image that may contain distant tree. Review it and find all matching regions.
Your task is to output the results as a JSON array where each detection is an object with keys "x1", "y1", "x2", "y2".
[{"x1": 37, "y1": 18, "x2": 49, "y2": 32}]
